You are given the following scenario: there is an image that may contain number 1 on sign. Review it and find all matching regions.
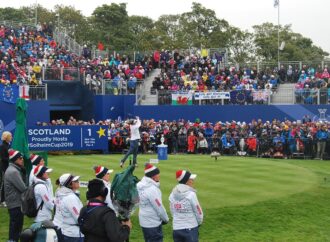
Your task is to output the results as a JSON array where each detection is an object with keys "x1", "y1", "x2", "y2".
[{"x1": 87, "y1": 129, "x2": 91, "y2": 136}]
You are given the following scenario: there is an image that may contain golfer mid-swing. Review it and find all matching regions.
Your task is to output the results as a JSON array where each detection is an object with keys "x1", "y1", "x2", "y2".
[{"x1": 120, "y1": 116, "x2": 141, "y2": 168}]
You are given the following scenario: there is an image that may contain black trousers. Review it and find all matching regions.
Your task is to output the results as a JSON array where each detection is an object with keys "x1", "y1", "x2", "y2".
[{"x1": 8, "y1": 207, "x2": 24, "y2": 242}]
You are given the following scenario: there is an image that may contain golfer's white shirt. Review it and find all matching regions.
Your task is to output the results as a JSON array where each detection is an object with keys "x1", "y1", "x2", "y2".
[{"x1": 130, "y1": 118, "x2": 141, "y2": 140}]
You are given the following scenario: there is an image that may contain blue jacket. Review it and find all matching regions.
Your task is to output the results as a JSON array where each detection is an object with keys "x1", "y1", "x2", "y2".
[
  {"x1": 221, "y1": 134, "x2": 235, "y2": 148},
  {"x1": 316, "y1": 130, "x2": 328, "y2": 141}
]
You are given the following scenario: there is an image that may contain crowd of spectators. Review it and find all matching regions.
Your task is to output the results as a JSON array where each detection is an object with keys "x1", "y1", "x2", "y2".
[
  {"x1": 151, "y1": 50, "x2": 329, "y2": 105},
  {"x1": 293, "y1": 65, "x2": 329, "y2": 104},
  {"x1": 0, "y1": 23, "x2": 151, "y2": 95},
  {"x1": 38, "y1": 116, "x2": 330, "y2": 160},
  {"x1": 1, "y1": 23, "x2": 329, "y2": 103}
]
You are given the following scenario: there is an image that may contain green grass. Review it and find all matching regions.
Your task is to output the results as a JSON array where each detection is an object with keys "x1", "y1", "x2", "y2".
[{"x1": 1, "y1": 154, "x2": 330, "y2": 241}]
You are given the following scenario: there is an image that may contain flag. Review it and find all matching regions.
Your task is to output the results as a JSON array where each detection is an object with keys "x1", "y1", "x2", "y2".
[
  {"x1": 274, "y1": 0, "x2": 279, "y2": 8},
  {"x1": 171, "y1": 93, "x2": 193, "y2": 105},
  {"x1": 98, "y1": 42, "x2": 104, "y2": 51},
  {"x1": 230, "y1": 90, "x2": 247, "y2": 104},
  {"x1": 0, "y1": 83, "x2": 19, "y2": 104},
  {"x1": 19, "y1": 85, "x2": 30, "y2": 100}
]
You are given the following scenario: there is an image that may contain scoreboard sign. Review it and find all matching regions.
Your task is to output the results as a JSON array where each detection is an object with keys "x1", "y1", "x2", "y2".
[{"x1": 28, "y1": 126, "x2": 108, "y2": 151}]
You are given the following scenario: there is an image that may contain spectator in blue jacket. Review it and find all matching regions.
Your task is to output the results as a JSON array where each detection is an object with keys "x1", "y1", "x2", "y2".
[
  {"x1": 315, "y1": 125, "x2": 329, "y2": 159},
  {"x1": 221, "y1": 132, "x2": 235, "y2": 154}
]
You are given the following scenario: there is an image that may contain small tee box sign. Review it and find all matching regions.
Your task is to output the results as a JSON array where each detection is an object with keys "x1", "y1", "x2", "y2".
[{"x1": 149, "y1": 159, "x2": 159, "y2": 164}]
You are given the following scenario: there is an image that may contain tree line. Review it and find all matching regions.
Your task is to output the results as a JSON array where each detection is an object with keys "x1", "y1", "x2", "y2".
[{"x1": 0, "y1": 2, "x2": 328, "y2": 62}]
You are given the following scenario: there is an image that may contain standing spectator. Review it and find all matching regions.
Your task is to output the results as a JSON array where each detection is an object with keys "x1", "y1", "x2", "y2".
[
  {"x1": 169, "y1": 170, "x2": 203, "y2": 242},
  {"x1": 78, "y1": 179, "x2": 131, "y2": 242},
  {"x1": 4, "y1": 149, "x2": 27, "y2": 242},
  {"x1": 93, "y1": 165, "x2": 115, "y2": 211},
  {"x1": 32, "y1": 165, "x2": 54, "y2": 223},
  {"x1": 120, "y1": 117, "x2": 141, "y2": 167},
  {"x1": 137, "y1": 164, "x2": 169, "y2": 242},
  {"x1": 197, "y1": 133, "x2": 208, "y2": 154},
  {"x1": 28, "y1": 154, "x2": 45, "y2": 185},
  {"x1": 54, "y1": 173, "x2": 83, "y2": 242},
  {"x1": 187, "y1": 131, "x2": 197, "y2": 154},
  {"x1": 315, "y1": 124, "x2": 329, "y2": 160},
  {"x1": 0, "y1": 131, "x2": 12, "y2": 206}
]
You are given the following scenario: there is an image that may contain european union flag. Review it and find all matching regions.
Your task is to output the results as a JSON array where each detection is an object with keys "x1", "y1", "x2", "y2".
[
  {"x1": 0, "y1": 84, "x2": 19, "y2": 104},
  {"x1": 230, "y1": 90, "x2": 246, "y2": 104}
]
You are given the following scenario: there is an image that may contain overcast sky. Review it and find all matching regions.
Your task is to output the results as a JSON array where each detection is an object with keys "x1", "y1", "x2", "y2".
[{"x1": 3, "y1": 0, "x2": 330, "y2": 54}]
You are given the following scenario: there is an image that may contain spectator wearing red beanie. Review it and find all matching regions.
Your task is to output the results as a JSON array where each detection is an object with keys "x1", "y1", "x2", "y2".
[{"x1": 137, "y1": 163, "x2": 169, "y2": 242}]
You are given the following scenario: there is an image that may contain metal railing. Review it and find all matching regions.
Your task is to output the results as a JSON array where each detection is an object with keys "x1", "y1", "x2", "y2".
[
  {"x1": 53, "y1": 27, "x2": 83, "y2": 57},
  {"x1": 28, "y1": 84, "x2": 47, "y2": 100},
  {"x1": 83, "y1": 78, "x2": 144, "y2": 96},
  {"x1": 0, "y1": 20, "x2": 35, "y2": 29},
  {"x1": 157, "y1": 89, "x2": 329, "y2": 105},
  {"x1": 157, "y1": 90, "x2": 269, "y2": 105},
  {"x1": 42, "y1": 67, "x2": 80, "y2": 81},
  {"x1": 232, "y1": 61, "x2": 330, "y2": 74}
]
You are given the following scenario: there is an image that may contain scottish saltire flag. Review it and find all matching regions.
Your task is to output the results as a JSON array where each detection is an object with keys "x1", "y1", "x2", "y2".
[
  {"x1": 0, "y1": 84, "x2": 19, "y2": 104},
  {"x1": 274, "y1": 0, "x2": 279, "y2": 7}
]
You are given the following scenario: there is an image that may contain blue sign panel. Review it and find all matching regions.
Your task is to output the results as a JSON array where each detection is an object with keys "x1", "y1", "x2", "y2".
[{"x1": 28, "y1": 126, "x2": 108, "y2": 151}]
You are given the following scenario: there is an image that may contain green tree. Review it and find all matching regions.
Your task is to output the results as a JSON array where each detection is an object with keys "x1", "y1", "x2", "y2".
[
  {"x1": 0, "y1": 8, "x2": 28, "y2": 23},
  {"x1": 253, "y1": 22, "x2": 328, "y2": 61},
  {"x1": 154, "y1": 14, "x2": 181, "y2": 49},
  {"x1": 227, "y1": 27, "x2": 256, "y2": 63},
  {"x1": 53, "y1": 5, "x2": 90, "y2": 44},
  {"x1": 90, "y1": 3, "x2": 132, "y2": 50},
  {"x1": 179, "y1": 2, "x2": 230, "y2": 48},
  {"x1": 128, "y1": 15, "x2": 155, "y2": 50}
]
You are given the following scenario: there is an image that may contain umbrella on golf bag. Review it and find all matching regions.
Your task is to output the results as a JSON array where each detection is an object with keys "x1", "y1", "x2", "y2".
[{"x1": 110, "y1": 165, "x2": 139, "y2": 222}]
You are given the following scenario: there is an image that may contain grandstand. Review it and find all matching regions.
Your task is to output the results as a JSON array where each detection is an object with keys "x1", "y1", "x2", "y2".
[{"x1": 0, "y1": 20, "x2": 329, "y2": 160}]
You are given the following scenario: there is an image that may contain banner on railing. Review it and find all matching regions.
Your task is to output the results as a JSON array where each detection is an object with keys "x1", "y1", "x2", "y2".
[
  {"x1": 252, "y1": 90, "x2": 270, "y2": 102},
  {"x1": 28, "y1": 126, "x2": 108, "y2": 151},
  {"x1": 194, "y1": 92, "x2": 230, "y2": 100},
  {"x1": 171, "y1": 92, "x2": 193, "y2": 105},
  {"x1": 0, "y1": 84, "x2": 19, "y2": 104}
]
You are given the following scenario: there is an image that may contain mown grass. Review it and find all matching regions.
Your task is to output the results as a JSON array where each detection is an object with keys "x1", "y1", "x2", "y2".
[{"x1": 1, "y1": 154, "x2": 330, "y2": 241}]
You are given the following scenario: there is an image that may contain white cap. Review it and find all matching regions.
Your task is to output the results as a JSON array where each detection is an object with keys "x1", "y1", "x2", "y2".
[{"x1": 59, "y1": 173, "x2": 80, "y2": 187}]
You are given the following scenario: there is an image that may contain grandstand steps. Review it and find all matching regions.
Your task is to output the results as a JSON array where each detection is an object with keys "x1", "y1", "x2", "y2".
[
  {"x1": 270, "y1": 83, "x2": 295, "y2": 104},
  {"x1": 140, "y1": 69, "x2": 162, "y2": 105}
]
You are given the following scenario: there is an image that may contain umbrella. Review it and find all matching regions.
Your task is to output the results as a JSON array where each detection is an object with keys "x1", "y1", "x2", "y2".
[{"x1": 12, "y1": 98, "x2": 30, "y2": 184}]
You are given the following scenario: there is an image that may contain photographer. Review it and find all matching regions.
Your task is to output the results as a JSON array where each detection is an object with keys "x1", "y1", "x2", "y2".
[{"x1": 79, "y1": 179, "x2": 131, "y2": 242}]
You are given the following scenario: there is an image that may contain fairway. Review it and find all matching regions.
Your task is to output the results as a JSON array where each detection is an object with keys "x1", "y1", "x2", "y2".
[{"x1": 1, "y1": 154, "x2": 330, "y2": 241}]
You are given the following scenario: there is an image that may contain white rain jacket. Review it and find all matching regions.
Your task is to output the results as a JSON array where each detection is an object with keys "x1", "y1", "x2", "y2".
[
  {"x1": 103, "y1": 180, "x2": 115, "y2": 211},
  {"x1": 137, "y1": 176, "x2": 169, "y2": 228},
  {"x1": 34, "y1": 177, "x2": 54, "y2": 223},
  {"x1": 53, "y1": 186, "x2": 83, "y2": 238},
  {"x1": 29, "y1": 165, "x2": 36, "y2": 186},
  {"x1": 169, "y1": 184, "x2": 203, "y2": 230}
]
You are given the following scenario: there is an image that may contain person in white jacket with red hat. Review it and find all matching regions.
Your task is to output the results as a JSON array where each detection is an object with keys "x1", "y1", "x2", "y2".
[
  {"x1": 33, "y1": 165, "x2": 54, "y2": 223},
  {"x1": 169, "y1": 170, "x2": 203, "y2": 242},
  {"x1": 93, "y1": 165, "x2": 115, "y2": 211},
  {"x1": 137, "y1": 163, "x2": 169, "y2": 242},
  {"x1": 29, "y1": 154, "x2": 45, "y2": 186}
]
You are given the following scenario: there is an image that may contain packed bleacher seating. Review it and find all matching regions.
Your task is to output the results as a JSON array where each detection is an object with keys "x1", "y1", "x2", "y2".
[
  {"x1": 151, "y1": 50, "x2": 329, "y2": 105},
  {"x1": 0, "y1": 22, "x2": 151, "y2": 95},
  {"x1": 38, "y1": 116, "x2": 330, "y2": 159},
  {"x1": 1, "y1": 22, "x2": 329, "y2": 103}
]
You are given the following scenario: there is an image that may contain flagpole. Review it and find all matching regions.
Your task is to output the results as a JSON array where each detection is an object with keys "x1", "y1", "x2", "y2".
[{"x1": 277, "y1": 0, "x2": 280, "y2": 69}]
